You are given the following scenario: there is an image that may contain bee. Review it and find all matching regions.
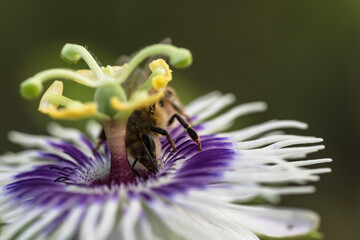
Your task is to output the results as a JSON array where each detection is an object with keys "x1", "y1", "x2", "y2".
[
  {"x1": 125, "y1": 87, "x2": 202, "y2": 175},
  {"x1": 96, "y1": 38, "x2": 201, "y2": 175},
  {"x1": 95, "y1": 87, "x2": 202, "y2": 175}
]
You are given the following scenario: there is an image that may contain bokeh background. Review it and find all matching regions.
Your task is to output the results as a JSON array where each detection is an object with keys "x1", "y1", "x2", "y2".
[{"x1": 0, "y1": 1, "x2": 358, "y2": 239}]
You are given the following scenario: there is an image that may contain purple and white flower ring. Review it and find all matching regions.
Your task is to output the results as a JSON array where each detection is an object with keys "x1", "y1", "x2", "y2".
[{"x1": 0, "y1": 91, "x2": 331, "y2": 240}]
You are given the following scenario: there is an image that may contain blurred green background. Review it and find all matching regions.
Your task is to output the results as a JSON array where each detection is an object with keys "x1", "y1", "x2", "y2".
[{"x1": 0, "y1": 0, "x2": 358, "y2": 239}]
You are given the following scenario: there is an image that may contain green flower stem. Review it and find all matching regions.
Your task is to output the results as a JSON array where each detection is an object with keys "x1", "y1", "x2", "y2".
[
  {"x1": 32, "y1": 69, "x2": 100, "y2": 87},
  {"x1": 21, "y1": 69, "x2": 102, "y2": 100},
  {"x1": 61, "y1": 44, "x2": 105, "y2": 81},
  {"x1": 47, "y1": 92, "x2": 76, "y2": 107},
  {"x1": 116, "y1": 44, "x2": 192, "y2": 84}
]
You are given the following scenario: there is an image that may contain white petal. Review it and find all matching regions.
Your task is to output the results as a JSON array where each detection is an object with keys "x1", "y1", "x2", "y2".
[
  {"x1": 228, "y1": 205, "x2": 319, "y2": 238},
  {"x1": 51, "y1": 205, "x2": 85, "y2": 240},
  {"x1": 137, "y1": 214, "x2": 162, "y2": 240},
  {"x1": 234, "y1": 135, "x2": 307, "y2": 149},
  {"x1": 8, "y1": 131, "x2": 61, "y2": 148},
  {"x1": 263, "y1": 137, "x2": 323, "y2": 149},
  {"x1": 120, "y1": 199, "x2": 141, "y2": 240},
  {"x1": 193, "y1": 93, "x2": 235, "y2": 124},
  {"x1": 79, "y1": 203, "x2": 103, "y2": 240},
  {"x1": 185, "y1": 91, "x2": 222, "y2": 116},
  {"x1": 207, "y1": 184, "x2": 315, "y2": 203},
  {"x1": 148, "y1": 197, "x2": 259, "y2": 240},
  {"x1": 239, "y1": 145, "x2": 325, "y2": 158},
  {"x1": 47, "y1": 122, "x2": 93, "y2": 153},
  {"x1": 16, "y1": 208, "x2": 62, "y2": 240},
  {"x1": 289, "y1": 158, "x2": 332, "y2": 167},
  {"x1": 7, "y1": 132, "x2": 75, "y2": 163},
  {"x1": 92, "y1": 198, "x2": 119, "y2": 240},
  {"x1": 86, "y1": 121, "x2": 102, "y2": 142},
  {"x1": 200, "y1": 102, "x2": 268, "y2": 134},
  {"x1": 0, "y1": 208, "x2": 43, "y2": 240},
  {"x1": 221, "y1": 120, "x2": 308, "y2": 141}
]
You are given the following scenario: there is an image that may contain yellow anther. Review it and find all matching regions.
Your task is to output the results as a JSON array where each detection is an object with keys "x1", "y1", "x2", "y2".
[
  {"x1": 152, "y1": 76, "x2": 169, "y2": 90},
  {"x1": 149, "y1": 59, "x2": 172, "y2": 90},
  {"x1": 38, "y1": 80, "x2": 64, "y2": 113},
  {"x1": 46, "y1": 102, "x2": 97, "y2": 120},
  {"x1": 110, "y1": 91, "x2": 164, "y2": 111},
  {"x1": 38, "y1": 80, "x2": 97, "y2": 120},
  {"x1": 149, "y1": 59, "x2": 172, "y2": 79}
]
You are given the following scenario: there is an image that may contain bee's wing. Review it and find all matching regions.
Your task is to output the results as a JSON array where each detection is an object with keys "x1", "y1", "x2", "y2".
[
  {"x1": 140, "y1": 133, "x2": 156, "y2": 161},
  {"x1": 119, "y1": 38, "x2": 173, "y2": 97},
  {"x1": 115, "y1": 55, "x2": 131, "y2": 66},
  {"x1": 139, "y1": 133, "x2": 158, "y2": 172}
]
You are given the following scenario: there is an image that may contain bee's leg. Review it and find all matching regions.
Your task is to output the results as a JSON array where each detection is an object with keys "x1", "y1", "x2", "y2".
[
  {"x1": 94, "y1": 128, "x2": 106, "y2": 150},
  {"x1": 131, "y1": 158, "x2": 138, "y2": 169},
  {"x1": 168, "y1": 114, "x2": 202, "y2": 151},
  {"x1": 131, "y1": 158, "x2": 140, "y2": 177},
  {"x1": 151, "y1": 127, "x2": 177, "y2": 151},
  {"x1": 170, "y1": 102, "x2": 191, "y2": 121}
]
